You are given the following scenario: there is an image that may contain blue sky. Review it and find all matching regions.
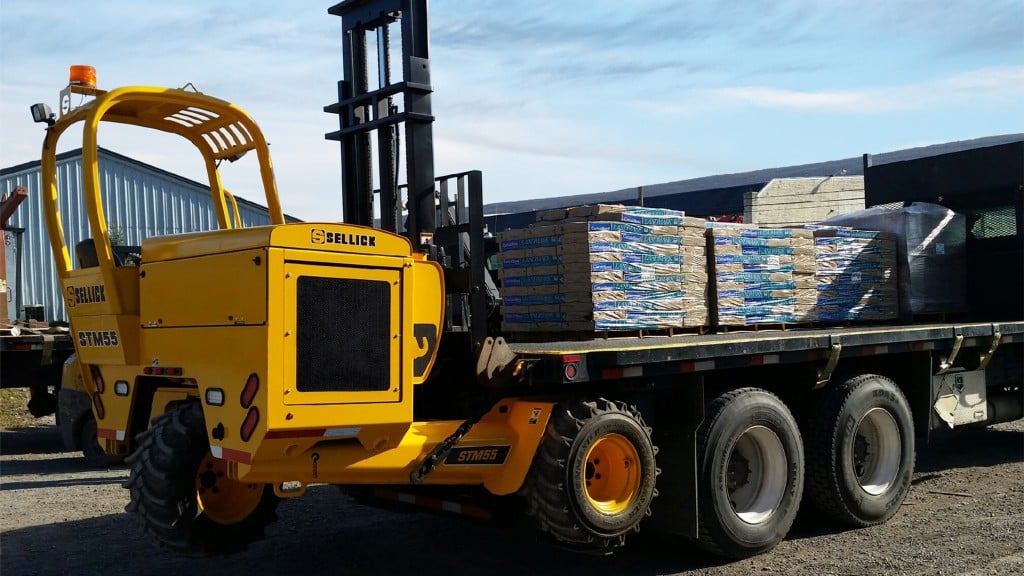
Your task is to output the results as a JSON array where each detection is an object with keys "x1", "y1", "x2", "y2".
[{"x1": 2, "y1": 1, "x2": 1021, "y2": 222}]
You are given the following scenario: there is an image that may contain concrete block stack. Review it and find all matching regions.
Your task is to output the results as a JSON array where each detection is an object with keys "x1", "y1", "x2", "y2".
[
  {"x1": 810, "y1": 227, "x2": 899, "y2": 322},
  {"x1": 498, "y1": 205, "x2": 708, "y2": 333},
  {"x1": 707, "y1": 223, "x2": 815, "y2": 326}
]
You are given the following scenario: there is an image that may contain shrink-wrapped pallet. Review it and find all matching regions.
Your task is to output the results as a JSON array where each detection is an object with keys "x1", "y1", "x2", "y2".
[
  {"x1": 498, "y1": 205, "x2": 708, "y2": 332},
  {"x1": 821, "y1": 203, "x2": 966, "y2": 317}
]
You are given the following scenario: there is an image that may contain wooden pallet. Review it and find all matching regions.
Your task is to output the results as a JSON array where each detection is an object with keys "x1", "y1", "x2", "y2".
[{"x1": 504, "y1": 325, "x2": 709, "y2": 343}]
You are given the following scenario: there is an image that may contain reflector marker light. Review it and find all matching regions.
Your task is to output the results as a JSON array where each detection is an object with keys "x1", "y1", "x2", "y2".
[
  {"x1": 600, "y1": 366, "x2": 643, "y2": 380},
  {"x1": 263, "y1": 427, "x2": 361, "y2": 440},
  {"x1": 324, "y1": 427, "x2": 361, "y2": 438},
  {"x1": 602, "y1": 367, "x2": 623, "y2": 380},
  {"x1": 97, "y1": 428, "x2": 117, "y2": 440},
  {"x1": 222, "y1": 447, "x2": 252, "y2": 464},
  {"x1": 208, "y1": 445, "x2": 252, "y2": 465},
  {"x1": 263, "y1": 428, "x2": 321, "y2": 440},
  {"x1": 371, "y1": 488, "x2": 492, "y2": 520},
  {"x1": 749, "y1": 354, "x2": 780, "y2": 366},
  {"x1": 679, "y1": 360, "x2": 716, "y2": 373},
  {"x1": 143, "y1": 366, "x2": 183, "y2": 376},
  {"x1": 240, "y1": 373, "x2": 259, "y2": 408}
]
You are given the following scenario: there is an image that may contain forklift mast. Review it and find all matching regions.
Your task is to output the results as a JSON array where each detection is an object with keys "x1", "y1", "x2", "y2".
[
  {"x1": 326, "y1": 0, "x2": 435, "y2": 242},
  {"x1": 325, "y1": 0, "x2": 493, "y2": 350}
]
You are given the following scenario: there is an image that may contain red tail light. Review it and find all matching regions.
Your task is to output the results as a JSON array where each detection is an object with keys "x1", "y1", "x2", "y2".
[
  {"x1": 91, "y1": 366, "x2": 105, "y2": 393},
  {"x1": 92, "y1": 392, "x2": 105, "y2": 420},
  {"x1": 240, "y1": 373, "x2": 259, "y2": 408},
  {"x1": 240, "y1": 407, "x2": 260, "y2": 442}
]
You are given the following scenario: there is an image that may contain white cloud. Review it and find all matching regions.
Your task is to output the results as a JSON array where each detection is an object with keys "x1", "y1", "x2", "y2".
[{"x1": 709, "y1": 66, "x2": 1024, "y2": 114}]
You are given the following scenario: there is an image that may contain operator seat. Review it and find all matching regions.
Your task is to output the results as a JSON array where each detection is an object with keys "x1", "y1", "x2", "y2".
[{"x1": 75, "y1": 238, "x2": 142, "y2": 268}]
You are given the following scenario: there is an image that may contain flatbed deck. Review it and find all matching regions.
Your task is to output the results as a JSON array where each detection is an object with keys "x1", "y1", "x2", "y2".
[
  {"x1": 510, "y1": 322, "x2": 1024, "y2": 384},
  {"x1": 0, "y1": 328, "x2": 74, "y2": 389}
]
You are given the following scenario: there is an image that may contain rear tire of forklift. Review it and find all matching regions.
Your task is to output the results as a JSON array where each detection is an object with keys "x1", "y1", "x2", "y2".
[
  {"x1": 521, "y1": 398, "x2": 658, "y2": 553},
  {"x1": 124, "y1": 402, "x2": 279, "y2": 556},
  {"x1": 80, "y1": 418, "x2": 124, "y2": 468},
  {"x1": 804, "y1": 374, "x2": 914, "y2": 527},
  {"x1": 694, "y1": 387, "x2": 803, "y2": 559}
]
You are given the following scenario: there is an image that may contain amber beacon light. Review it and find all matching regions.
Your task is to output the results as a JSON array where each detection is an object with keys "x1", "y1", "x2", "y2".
[{"x1": 69, "y1": 65, "x2": 97, "y2": 87}]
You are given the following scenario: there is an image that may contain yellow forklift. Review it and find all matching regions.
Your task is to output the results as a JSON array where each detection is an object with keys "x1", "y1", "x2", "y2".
[{"x1": 32, "y1": 3, "x2": 657, "y2": 556}]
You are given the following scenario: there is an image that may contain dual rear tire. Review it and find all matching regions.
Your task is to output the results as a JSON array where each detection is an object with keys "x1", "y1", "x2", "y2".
[
  {"x1": 692, "y1": 375, "x2": 914, "y2": 558},
  {"x1": 694, "y1": 388, "x2": 804, "y2": 558},
  {"x1": 804, "y1": 374, "x2": 915, "y2": 527}
]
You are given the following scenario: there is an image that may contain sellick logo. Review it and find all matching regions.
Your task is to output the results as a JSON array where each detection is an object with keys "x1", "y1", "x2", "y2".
[{"x1": 311, "y1": 229, "x2": 377, "y2": 247}]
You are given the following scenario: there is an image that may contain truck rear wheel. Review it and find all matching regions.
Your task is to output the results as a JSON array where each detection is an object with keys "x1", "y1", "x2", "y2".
[
  {"x1": 124, "y1": 402, "x2": 278, "y2": 555},
  {"x1": 805, "y1": 374, "x2": 914, "y2": 526},
  {"x1": 521, "y1": 398, "x2": 658, "y2": 552},
  {"x1": 695, "y1": 387, "x2": 803, "y2": 558},
  {"x1": 80, "y1": 418, "x2": 124, "y2": 468}
]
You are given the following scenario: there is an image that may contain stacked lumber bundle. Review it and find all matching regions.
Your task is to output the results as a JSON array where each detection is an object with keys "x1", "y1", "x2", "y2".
[
  {"x1": 810, "y1": 227, "x2": 899, "y2": 322},
  {"x1": 498, "y1": 205, "x2": 708, "y2": 333},
  {"x1": 707, "y1": 223, "x2": 815, "y2": 326}
]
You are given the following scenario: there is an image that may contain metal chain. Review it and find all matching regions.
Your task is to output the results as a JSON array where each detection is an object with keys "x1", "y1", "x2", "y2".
[{"x1": 409, "y1": 413, "x2": 483, "y2": 485}]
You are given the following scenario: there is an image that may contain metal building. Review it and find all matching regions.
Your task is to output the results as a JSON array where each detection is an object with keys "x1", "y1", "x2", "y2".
[
  {"x1": 1, "y1": 147, "x2": 295, "y2": 323},
  {"x1": 482, "y1": 134, "x2": 1023, "y2": 232}
]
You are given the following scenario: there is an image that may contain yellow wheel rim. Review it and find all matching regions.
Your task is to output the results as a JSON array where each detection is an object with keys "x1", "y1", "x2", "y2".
[
  {"x1": 583, "y1": 433, "x2": 641, "y2": 515},
  {"x1": 195, "y1": 452, "x2": 263, "y2": 525}
]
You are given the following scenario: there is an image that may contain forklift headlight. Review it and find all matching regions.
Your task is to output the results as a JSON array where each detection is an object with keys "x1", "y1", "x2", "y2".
[
  {"x1": 114, "y1": 381, "x2": 129, "y2": 396},
  {"x1": 30, "y1": 103, "x2": 55, "y2": 125},
  {"x1": 205, "y1": 388, "x2": 225, "y2": 406}
]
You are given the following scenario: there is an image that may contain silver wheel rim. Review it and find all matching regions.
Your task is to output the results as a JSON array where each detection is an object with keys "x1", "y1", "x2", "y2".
[
  {"x1": 854, "y1": 408, "x2": 901, "y2": 495},
  {"x1": 727, "y1": 425, "x2": 788, "y2": 525}
]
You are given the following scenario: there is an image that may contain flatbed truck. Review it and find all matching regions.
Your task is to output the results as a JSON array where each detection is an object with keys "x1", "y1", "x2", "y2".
[
  {"x1": 31, "y1": 0, "x2": 1021, "y2": 560},
  {"x1": 0, "y1": 325, "x2": 74, "y2": 416}
]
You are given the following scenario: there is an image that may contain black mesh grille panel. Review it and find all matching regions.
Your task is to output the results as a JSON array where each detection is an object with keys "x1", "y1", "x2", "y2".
[
  {"x1": 968, "y1": 206, "x2": 1017, "y2": 239},
  {"x1": 296, "y1": 276, "x2": 390, "y2": 392}
]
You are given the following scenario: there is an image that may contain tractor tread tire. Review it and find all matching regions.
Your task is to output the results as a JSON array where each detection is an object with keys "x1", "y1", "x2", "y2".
[
  {"x1": 521, "y1": 398, "x2": 658, "y2": 552},
  {"x1": 80, "y1": 418, "x2": 125, "y2": 468},
  {"x1": 124, "y1": 402, "x2": 278, "y2": 556}
]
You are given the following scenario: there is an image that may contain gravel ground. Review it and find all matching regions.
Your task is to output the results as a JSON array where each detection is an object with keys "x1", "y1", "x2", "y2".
[{"x1": 1, "y1": 417, "x2": 1022, "y2": 576}]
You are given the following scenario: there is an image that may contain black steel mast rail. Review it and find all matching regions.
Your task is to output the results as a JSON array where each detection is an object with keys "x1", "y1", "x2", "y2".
[
  {"x1": 509, "y1": 322, "x2": 1024, "y2": 384},
  {"x1": 325, "y1": 110, "x2": 435, "y2": 141},
  {"x1": 324, "y1": 81, "x2": 435, "y2": 141},
  {"x1": 324, "y1": 81, "x2": 432, "y2": 114}
]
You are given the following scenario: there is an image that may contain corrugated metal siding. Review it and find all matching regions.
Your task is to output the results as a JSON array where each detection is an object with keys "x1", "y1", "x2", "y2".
[{"x1": 2, "y1": 150, "x2": 280, "y2": 322}]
